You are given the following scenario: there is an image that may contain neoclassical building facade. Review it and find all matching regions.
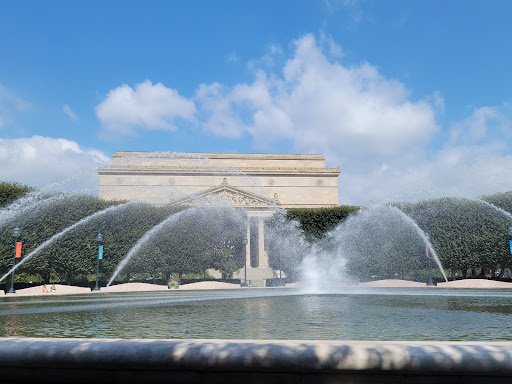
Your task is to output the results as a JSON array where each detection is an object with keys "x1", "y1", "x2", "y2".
[{"x1": 98, "y1": 152, "x2": 340, "y2": 285}]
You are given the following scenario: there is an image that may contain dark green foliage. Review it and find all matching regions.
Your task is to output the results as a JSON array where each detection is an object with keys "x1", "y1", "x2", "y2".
[
  {"x1": 0, "y1": 194, "x2": 182, "y2": 286},
  {"x1": 482, "y1": 192, "x2": 512, "y2": 214},
  {"x1": 340, "y1": 208, "x2": 427, "y2": 281},
  {"x1": 399, "y1": 195, "x2": 512, "y2": 279},
  {"x1": 1, "y1": 192, "x2": 248, "y2": 286},
  {"x1": 286, "y1": 206, "x2": 362, "y2": 240},
  {"x1": 0, "y1": 182, "x2": 34, "y2": 207},
  {"x1": 3, "y1": 185, "x2": 512, "y2": 287},
  {"x1": 133, "y1": 207, "x2": 246, "y2": 281},
  {"x1": 267, "y1": 196, "x2": 512, "y2": 283}
]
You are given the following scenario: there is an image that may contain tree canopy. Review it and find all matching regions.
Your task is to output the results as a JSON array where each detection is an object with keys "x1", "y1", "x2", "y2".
[
  {"x1": 0, "y1": 181, "x2": 34, "y2": 208},
  {"x1": 2, "y1": 179, "x2": 512, "y2": 287}
]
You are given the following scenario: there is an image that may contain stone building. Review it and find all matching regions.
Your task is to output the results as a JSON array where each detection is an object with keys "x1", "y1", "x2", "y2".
[{"x1": 98, "y1": 152, "x2": 340, "y2": 285}]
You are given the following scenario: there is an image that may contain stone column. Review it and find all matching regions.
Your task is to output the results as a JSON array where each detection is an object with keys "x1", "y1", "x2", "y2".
[
  {"x1": 258, "y1": 217, "x2": 269, "y2": 268},
  {"x1": 246, "y1": 219, "x2": 252, "y2": 269}
]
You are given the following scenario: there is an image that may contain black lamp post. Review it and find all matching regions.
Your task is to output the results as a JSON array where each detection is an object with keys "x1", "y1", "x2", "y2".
[
  {"x1": 241, "y1": 235, "x2": 248, "y2": 287},
  {"x1": 425, "y1": 232, "x2": 434, "y2": 286},
  {"x1": 7, "y1": 227, "x2": 21, "y2": 294},
  {"x1": 93, "y1": 232, "x2": 103, "y2": 291}
]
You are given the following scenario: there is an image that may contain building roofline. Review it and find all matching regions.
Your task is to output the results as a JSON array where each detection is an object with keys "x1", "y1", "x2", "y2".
[{"x1": 112, "y1": 151, "x2": 326, "y2": 160}]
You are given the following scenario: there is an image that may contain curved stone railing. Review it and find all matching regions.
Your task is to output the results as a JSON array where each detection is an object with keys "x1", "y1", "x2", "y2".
[{"x1": 0, "y1": 338, "x2": 511, "y2": 383}]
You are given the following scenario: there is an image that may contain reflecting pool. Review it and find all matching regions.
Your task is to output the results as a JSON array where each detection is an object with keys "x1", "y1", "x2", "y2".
[{"x1": 1, "y1": 288, "x2": 512, "y2": 340}]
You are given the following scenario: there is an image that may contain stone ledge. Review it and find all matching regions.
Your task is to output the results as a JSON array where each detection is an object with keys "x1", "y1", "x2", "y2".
[
  {"x1": 0, "y1": 338, "x2": 511, "y2": 383},
  {"x1": 112, "y1": 152, "x2": 326, "y2": 160},
  {"x1": 98, "y1": 167, "x2": 341, "y2": 176}
]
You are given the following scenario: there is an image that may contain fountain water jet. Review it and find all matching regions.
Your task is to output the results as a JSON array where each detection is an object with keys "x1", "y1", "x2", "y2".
[
  {"x1": 106, "y1": 203, "x2": 247, "y2": 288},
  {"x1": 0, "y1": 200, "x2": 141, "y2": 284},
  {"x1": 478, "y1": 199, "x2": 512, "y2": 222},
  {"x1": 298, "y1": 204, "x2": 448, "y2": 291},
  {"x1": 391, "y1": 205, "x2": 448, "y2": 282},
  {"x1": 106, "y1": 206, "x2": 199, "y2": 288},
  {"x1": 0, "y1": 192, "x2": 69, "y2": 228}
]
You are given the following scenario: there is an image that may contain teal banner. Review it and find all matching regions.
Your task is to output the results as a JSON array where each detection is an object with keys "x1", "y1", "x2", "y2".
[{"x1": 98, "y1": 245, "x2": 103, "y2": 260}]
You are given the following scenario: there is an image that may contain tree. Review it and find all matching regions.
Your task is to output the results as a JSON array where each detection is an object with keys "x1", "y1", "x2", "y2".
[
  {"x1": 0, "y1": 193, "x2": 180, "y2": 286},
  {"x1": 285, "y1": 206, "x2": 362, "y2": 241},
  {"x1": 0, "y1": 181, "x2": 34, "y2": 208},
  {"x1": 133, "y1": 206, "x2": 246, "y2": 281},
  {"x1": 400, "y1": 197, "x2": 512, "y2": 279}
]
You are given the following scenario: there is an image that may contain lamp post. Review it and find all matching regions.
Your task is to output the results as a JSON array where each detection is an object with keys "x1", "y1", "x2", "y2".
[
  {"x1": 241, "y1": 235, "x2": 248, "y2": 287},
  {"x1": 508, "y1": 227, "x2": 512, "y2": 256},
  {"x1": 7, "y1": 227, "x2": 21, "y2": 294},
  {"x1": 425, "y1": 232, "x2": 434, "y2": 286},
  {"x1": 93, "y1": 232, "x2": 103, "y2": 291}
]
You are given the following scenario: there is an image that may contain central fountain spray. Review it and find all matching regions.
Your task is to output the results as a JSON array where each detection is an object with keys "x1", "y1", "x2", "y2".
[{"x1": 297, "y1": 204, "x2": 448, "y2": 292}]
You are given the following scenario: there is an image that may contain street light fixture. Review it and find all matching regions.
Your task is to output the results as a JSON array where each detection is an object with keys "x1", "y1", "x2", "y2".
[
  {"x1": 425, "y1": 232, "x2": 434, "y2": 286},
  {"x1": 93, "y1": 232, "x2": 103, "y2": 291},
  {"x1": 508, "y1": 227, "x2": 512, "y2": 257},
  {"x1": 241, "y1": 235, "x2": 248, "y2": 287},
  {"x1": 7, "y1": 227, "x2": 21, "y2": 294}
]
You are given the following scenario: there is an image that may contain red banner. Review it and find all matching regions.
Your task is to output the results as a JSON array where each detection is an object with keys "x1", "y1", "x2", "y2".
[{"x1": 15, "y1": 242, "x2": 22, "y2": 258}]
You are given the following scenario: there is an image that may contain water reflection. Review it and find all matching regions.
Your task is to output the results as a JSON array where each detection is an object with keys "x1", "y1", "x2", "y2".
[
  {"x1": 1, "y1": 288, "x2": 512, "y2": 340},
  {"x1": 5, "y1": 299, "x2": 21, "y2": 336}
]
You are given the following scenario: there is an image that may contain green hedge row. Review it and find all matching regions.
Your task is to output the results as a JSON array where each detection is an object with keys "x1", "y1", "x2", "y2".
[{"x1": 285, "y1": 205, "x2": 362, "y2": 240}]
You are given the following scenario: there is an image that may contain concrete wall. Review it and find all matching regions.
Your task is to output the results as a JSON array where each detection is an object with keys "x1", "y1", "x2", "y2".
[{"x1": 1, "y1": 338, "x2": 511, "y2": 383}]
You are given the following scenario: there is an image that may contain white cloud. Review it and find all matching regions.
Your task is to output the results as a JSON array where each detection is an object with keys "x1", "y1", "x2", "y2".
[
  {"x1": 63, "y1": 104, "x2": 78, "y2": 121},
  {"x1": 247, "y1": 44, "x2": 283, "y2": 71},
  {"x1": 324, "y1": 0, "x2": 364, "y2": 24},
  {"x1": 197, "y1": 34, "x2": 439, "y2": 160},
  {"x1": 195, "y1": 82, "x2": 247, "y2": 138},
  {"x1": 449, "y1": 104, "x2": 512, "y2": 146},
  {"x1": 90, "y1": 35, "x2": 512, "y2": 206},
  {"x1": 0, "y1": 84, "x2": 31, "y2": 112},
  {"x1": 339, "y1": 101, "x2": 512, "y2": 205},
  {"x1": 319, "y1": 31, "x2": 344, "y2": 58},
  {"x1": 0, "y1": 84, "x2": 31, "y2": 129},
  {"x1": 0, "y1": 136, "x2": 110, "y2": 194},
  {"x1": 192, "y1": 34, "x2": 512, "y2": 205},
  {"x1": 96, "y1": 80, "x2": 196, "y2": 137},
  {"x1": 226, "y1": 52, "x2": 240, "y2": 62},
  {"x1": 341, "y1": 146, "x2": 512, "y2": 205}
]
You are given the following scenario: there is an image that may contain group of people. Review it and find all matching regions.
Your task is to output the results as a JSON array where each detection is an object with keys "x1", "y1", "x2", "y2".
[{"x1": 42, "y1": 284, "x2": 56, "y2": 293}]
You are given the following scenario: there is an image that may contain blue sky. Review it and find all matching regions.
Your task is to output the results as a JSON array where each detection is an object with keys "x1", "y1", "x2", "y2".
[{"x1": 1, "y1": 0, "x2": 512, "y2": 205}]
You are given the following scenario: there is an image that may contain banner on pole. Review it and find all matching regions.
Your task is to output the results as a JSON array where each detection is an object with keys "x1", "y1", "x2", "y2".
[
  {"x1": 98, "y1": 245, "x2": 103, "y2": 260},
  {"x1": 509, "y1": 240, "x2": 512, "y2": 255},
  {"x1": 15, "y1": 242, "x2": 22, "y2": 258}
]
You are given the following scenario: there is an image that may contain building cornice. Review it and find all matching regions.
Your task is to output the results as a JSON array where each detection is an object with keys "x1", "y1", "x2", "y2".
[
  {"x1": 112, "y1": 151, "x2": 326, "y2": 161},
  {"x1": 98, "y1": 166, "x2": 340, "y2": 177}
]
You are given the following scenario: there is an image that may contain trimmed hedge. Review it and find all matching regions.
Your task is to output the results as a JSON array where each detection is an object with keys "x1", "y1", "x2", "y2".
[{"x1": 285, "y1": 205, "x2": 362, "y2": 240}]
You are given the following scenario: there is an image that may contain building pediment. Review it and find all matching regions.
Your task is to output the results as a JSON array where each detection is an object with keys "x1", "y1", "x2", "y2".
[{"x1": 169, "y1": 178, "x2": 278, "y2": 210}]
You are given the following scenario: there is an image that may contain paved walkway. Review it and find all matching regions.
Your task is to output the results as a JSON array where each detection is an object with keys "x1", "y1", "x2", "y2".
[{"x1": 2, "y1": 279, "x2": 511, "y2": 297}]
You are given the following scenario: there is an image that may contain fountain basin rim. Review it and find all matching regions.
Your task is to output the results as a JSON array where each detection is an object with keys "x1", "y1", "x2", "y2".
[{"x1": 0, "y1": 337, "x2": 512, "y2": 383}]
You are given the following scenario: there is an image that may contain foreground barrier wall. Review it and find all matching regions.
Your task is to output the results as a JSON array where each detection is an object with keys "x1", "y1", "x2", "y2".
[{"x1": 0, "y1": 338, "x2": 511, "y2": 383}]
